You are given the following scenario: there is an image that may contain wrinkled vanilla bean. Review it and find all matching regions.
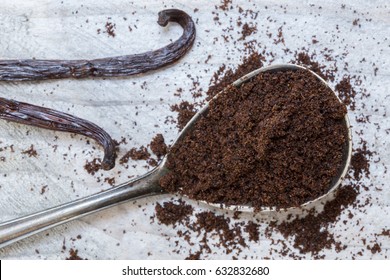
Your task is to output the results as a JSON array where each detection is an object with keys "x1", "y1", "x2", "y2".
[
  {"x1": 0, "y1": 97, "x2": 116, "y2": 170},
  {"x1": 0, "y1": 9, "x2": 196, "y2": 81}
]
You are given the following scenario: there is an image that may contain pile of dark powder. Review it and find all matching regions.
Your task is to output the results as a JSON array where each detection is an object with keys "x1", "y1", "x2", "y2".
[{"x1": 160, "y1": 69, "x2": 348, "y2": 209}]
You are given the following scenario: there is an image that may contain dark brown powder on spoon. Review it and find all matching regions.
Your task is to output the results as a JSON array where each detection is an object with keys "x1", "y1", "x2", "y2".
[{"x1": 159, "y1": 69, "x2": 348, "y2": 209}]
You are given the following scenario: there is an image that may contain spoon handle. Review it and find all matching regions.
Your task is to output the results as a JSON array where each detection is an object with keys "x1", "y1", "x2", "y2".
[{"x1": 0, "y1": 167, "x2": 164, "y2": 249}]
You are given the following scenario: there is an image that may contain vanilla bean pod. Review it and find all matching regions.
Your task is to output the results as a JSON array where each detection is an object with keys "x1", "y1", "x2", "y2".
[
  {"x1": 0, "y1": 9, "x2": 195, "y2": 81},
  {"x1": 0, "y1": 97, "x2": 116, "y2": 170}
]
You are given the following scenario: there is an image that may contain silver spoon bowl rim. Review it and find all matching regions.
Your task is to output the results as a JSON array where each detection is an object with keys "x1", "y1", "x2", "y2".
[{"x1": 168, "y1": 63, "x2": 352, "y2": 212}]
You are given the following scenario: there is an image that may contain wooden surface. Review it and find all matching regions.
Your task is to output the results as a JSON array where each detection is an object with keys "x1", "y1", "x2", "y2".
[{"x1": 0, "y1": 0, "x2": 389, "y2": 259}]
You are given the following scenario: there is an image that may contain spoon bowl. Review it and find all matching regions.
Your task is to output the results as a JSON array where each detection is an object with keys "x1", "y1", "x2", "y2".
[
  {"x1": 203, "y1": 64, "x2": 352, "y2": 212},
  {"x1": 0, "y1": 64, "x2": 352, "y2": 248}
]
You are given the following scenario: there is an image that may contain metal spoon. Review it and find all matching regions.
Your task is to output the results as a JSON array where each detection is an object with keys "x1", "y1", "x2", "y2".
[{"x1": 0, "y1": 64, "x2": 352, "y2": 249}]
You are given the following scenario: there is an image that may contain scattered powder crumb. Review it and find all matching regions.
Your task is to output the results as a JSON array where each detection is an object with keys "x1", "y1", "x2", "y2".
[
  {"x1": 84, "y1": 158, "x2": 102, "y2": 175},
  {"x1": 104, "y1": 177, "x2": 116, "y2": 186},
  {"x1": 294, "y1": 52, "x2": 330, "y2": 81},
  {"x1": 335, "y1": 76, "x2": 357, "y2": 111},
  {"x1": 245, "y1": 221, "x2": 260, "y2": 242},
  {"x1": 120, "y1": 146, "x2": 150, "y2": 164},
  {"x1": 352, "y1": 19, "x2": 361, "y2": 27},
  {"x1": 21, "y1": 144, "x2": 38, "y2": 157},
  {"x1": 40, "y1": 185, "x2": 48, "y2": 195},
  {"x1": 219, "y1": 0, "x2": 233, "y2": 11},
  {"x1": 150, "y1": 134, "x2": 168, "y2": 160},
  {"x1": 367, "y1": 243, "x2": 381, "y2": 254},
  {"x1": 66, "y1": 248, "x2": 84, "y2": 260},
  {"x1": 239, "y1": 23, "x2": 258, "y2": 41},
  {"x1": 105, "y1": 21, "x2": 116, "y2": 37},
  {"x1": 147, "y1": 158, "x2": 158, "y2": 167},
  {"x1": 193, "y1": 211, "x2": 246, "y2": 256},
  {"x1": 155, "y1": 199, "x2": 193, "y2": 226},
  {"x1": 350, "y1": 149, "x2": 371, "y2": 180},
  {"x1": 185, "y1": 251, "x2": 202, "y2": 260}
]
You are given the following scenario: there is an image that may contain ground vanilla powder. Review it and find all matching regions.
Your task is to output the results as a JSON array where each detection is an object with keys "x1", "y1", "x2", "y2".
[{"x1": 159, "y1": 69, "x2": 348, "y2": 209}]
